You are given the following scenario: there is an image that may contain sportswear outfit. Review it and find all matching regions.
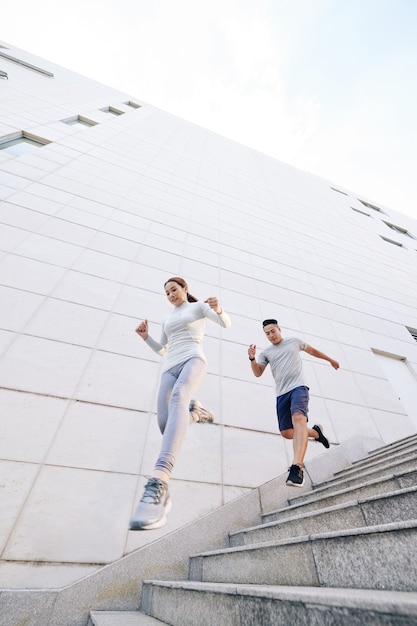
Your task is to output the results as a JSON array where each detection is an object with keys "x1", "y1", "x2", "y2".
[
  {"x1": 130, "y1": 300, "x2": 231, "y2": 529},
  {"x1": 257, "y1": 337, "x2": 309, "y2": 431},
  {"x1": 257, "y1": 336, "x2": 330, "y2": 488},
  {"x1": 144, "y1": 301, "x2": 231, "y2": 476}
]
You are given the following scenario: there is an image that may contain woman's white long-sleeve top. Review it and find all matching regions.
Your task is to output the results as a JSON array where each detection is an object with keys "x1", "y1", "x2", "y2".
[{"x1": 144, "y1": 301, "x2": 231, "y2": 372}]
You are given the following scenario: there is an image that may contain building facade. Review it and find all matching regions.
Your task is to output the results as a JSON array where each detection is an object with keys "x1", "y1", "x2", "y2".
[{"x1": 1, "y1": 41, "x2": 417, "y2": 589}]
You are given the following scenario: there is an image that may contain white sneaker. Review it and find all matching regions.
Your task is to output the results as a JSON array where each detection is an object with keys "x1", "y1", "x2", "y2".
[
  {"x1": 189, "y1": 399, "x2": 214, "y2": 423},
  {"x1": 129, "y1": 477, "x2": 172, "y2": 530}
]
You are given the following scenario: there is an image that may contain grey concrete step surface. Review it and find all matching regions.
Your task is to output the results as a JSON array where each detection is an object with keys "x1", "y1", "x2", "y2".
[
  {"x1": 342, "y1": 434, "x2": 417, "y2": 468},
  {"x1": 189, "y1": 519, "x2": 417, "y2": 591},
  {"x1": 88, "y1": 611, "x2": 168, "y2": 625},
  {"x1": 230, "y1": 484, "x2": 417, "y2": 547},
  {"x1": 263, "y1": 467, "x2": 417, "y2": 523},
  {"x1": 140, "y1": 581, "x2": 417, "y2": 626},
  {"x1": 306, "y1": 453, "x2": 417, "y2": 498},
  {"x1": 334, "y1": 436, "x2": 417, "y2": 466},
  {"x1": 3, "y1": 434, "x2": 413, "y2": 626},
  {"x1": 120, "y1": 437, "x2": 417, "y2": 626},
  {"x1": 322, "y1": 445, "x2": 417, "y2": 484}
]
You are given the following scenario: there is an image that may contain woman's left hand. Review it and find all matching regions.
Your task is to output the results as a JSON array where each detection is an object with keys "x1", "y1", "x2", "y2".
[{"x1": 205, "y1": 297, "x2": 222, "y2": 314}]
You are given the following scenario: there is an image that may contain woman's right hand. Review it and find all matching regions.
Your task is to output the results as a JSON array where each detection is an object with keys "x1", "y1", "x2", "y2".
[{"x1": 135, "y1": 319, "x2": 149, "y2": 340}]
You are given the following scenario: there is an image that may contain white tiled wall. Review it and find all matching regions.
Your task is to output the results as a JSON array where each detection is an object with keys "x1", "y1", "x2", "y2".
[{"x1": 1, "y1": 41, "x2": 417, "y2": 587}]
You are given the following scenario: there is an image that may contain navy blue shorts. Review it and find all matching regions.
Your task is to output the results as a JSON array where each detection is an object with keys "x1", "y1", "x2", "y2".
[{"x1": 276, "y1": 386, "x2": 309, "y2": 432}]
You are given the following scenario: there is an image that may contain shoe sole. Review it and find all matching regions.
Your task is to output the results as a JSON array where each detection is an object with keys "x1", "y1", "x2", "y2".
[
  {"x1": 130, "y1": 498, "x2": 172, "y2": 531},
  {"x1": 189, "y1": 400, "x2": 215, "y2": 423},
  {"x1": 286, "y1": 479, "x2": 305, "y2": 487},
  {"x1": 199, "y1": 414, "x2": 214, "y2": 423},
  {"x1": 313, "y1": 423, "x2": 330, "y2": 448}
]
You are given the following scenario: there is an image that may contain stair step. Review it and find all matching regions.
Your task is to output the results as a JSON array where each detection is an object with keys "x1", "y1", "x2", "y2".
[
  {"x1": 89, "y1": 610, "x2": 168, "y2": 625},
  {"x1": 141, "y1": 580, "x2": 417, "y2": 626},
  {"x1": 355, "y1": 434, "x2": 417, "y2": 463},
  {"x1": 309, "y1": 455, "x2": 417, "y2": 496},
  {"x1": 340, "y1": 437, "x2": 417, "y2": 465},
  {"x1": 334, "y1": 443, "x2": 417, "y2": 478},
  {"x1": 189, "y1": 519, "x2": 417, "y2": 591},
  {"x1": 230, "y1": 485, "x2": 417, "y2": 546},
  {"x1": 327, "y1": 447, "x2": 417, "y2": 483},
  {"x1": 263, "y1": 467, "x2": 417, "y2": 523}
]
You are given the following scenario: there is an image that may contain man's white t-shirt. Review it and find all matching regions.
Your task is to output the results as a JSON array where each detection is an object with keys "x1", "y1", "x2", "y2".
[{"x1": 258, "y1": 336, "x2": 307, "y2": 397}]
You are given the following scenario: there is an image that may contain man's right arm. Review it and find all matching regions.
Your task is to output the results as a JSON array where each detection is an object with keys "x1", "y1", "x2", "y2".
[{"x1": 248, "y1": 343, "x2": 266, "y2": 377}]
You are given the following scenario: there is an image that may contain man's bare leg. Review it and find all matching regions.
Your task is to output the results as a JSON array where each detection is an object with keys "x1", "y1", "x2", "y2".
[{"x1": 291, "y1": 412, "x2": 309, "y2": 466}]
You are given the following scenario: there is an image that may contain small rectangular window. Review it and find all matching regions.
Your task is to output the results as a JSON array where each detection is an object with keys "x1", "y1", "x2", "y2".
[
  {"x1": 358, "y1": 199, "x2": 386, "y2": 214},
  {"x1": 380, "y1": 236, "x2": 403, "y2": 247},
  {"x1": 351, "y1": 207, "x2": 371, "y2": 217},
  {"x1": 100, "y1": 106, "x2": 124, "y2": 116},
  {"x1": 62, "y1": 115, "x2": 98, "y2": 128},
  {"x1": 383, "y1": 221, "x2": 415, "y2": 239},
  {"x1": 406, "y1": 327, "x2": 417, "y2": 342},
  {"x1": 331, "y1": 187, "x2": 348, "y2": 196},
  {"x1": 125, "y1": 101, "x2": 141, "y2": 109},
  {"x1": 0, "y1": 132, "x2": 51, "y2": 156}
]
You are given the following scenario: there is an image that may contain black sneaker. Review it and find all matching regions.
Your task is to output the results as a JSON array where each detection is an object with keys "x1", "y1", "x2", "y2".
[
  {"x1": 286, "y1": 464, "x2": 304, "y2": 487},
  {"x1": 312, "y1": 424, "x2": 330, "y2": 448},
  {"x1": 129, "y1": 477, "x2": 172, "y2": 530},
  {"x1": 189, "y1": 399, "x2": 214, "y2": 423}
]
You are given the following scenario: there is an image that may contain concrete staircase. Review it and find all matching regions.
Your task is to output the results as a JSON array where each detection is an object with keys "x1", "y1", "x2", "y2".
[{"x1": 88, "y1": 434, "x2": 417, "y2": 626}]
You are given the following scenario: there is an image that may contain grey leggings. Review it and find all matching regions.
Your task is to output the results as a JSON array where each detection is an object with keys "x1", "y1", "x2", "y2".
[{"x1": 154, "y1": 357, "x2": 207, "y2": 476}]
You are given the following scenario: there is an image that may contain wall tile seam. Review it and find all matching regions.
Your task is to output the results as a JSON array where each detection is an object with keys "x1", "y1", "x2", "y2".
[
  {"x1": 264, "y1": 288, "x2": 403, "y2": 316},
  {"x1": 338, "y1": 279, "x2": 417, "y2": 301},
  {"x1": 0, "y1": 458, "x2": 143, "y2": 479},
  {"x1": 0, "y1": 286, "x2": 133, "y2": 317},
  {"x1": 24, "y1": 148, "x2": 341, "y2": 212},
  {"x1": 2, "y1": 238, "x2": 413, "y2": 298},
  {"x1": 0, "y1": 256, "x2": 342, "y2": 315},
  {"x1": 3, "y1": 203, "x2": 412, "y2": 296},
  {"x1": 6, "y1": 216, "x2": 413, "y2": 295},
  {"x1": 0, "y1": 461, "x2": 282, "y2": 490},
  {"x1": 0, "y1": 335, "x2": 167, "y2": 365},
  {"x1": 1, "y1": 270, "x2": 412, "y2": 336},
  {"x1": 0, "y1": 130, "x2": 392, "y2": 222},
  {"x1": 308, "y1": 245, "x2": 414, "y2": 273},
  {"x1": 0, "y1": 226, "x2": 96, "y2": 254},
  {"x1": 219, "y1": 371, "x2": 393, "y2": 388},
  {"x1": 0, "y1": 241, "x2": 305, "y2": 301},
  {"x1": 0, "y1": 295, "x2": 235, "y2": 343},
  {"x1": 137, "y1": 476, "x2": 266, "y2": 490},
  {"x1": 1, "y1": 199, "x2": 153, "y2": 230},
  {"x1": 219, "y1": 423, "x2": 284, "y2": 437},
  {"x1": 0, "y1": 370, "x2": 233, "y2": 398},
  {"x1": 0, "y1": 240, "x2": 144, "y2": 272},
  {"x1": 0, "y1": 383, "x2": 356, "y2": 436},
  {"x1": 184, "y1": 201, "x2": 406, "y2": 247},
  {"x1": 0, "y1": 250, "x2": 136, "y2": 280},
  {"x1": 0, "y1": 386, "x2": 152, "y2": 413},
  {"x1": 0, "y1": 162, "x2": 53, "y2": 181}
]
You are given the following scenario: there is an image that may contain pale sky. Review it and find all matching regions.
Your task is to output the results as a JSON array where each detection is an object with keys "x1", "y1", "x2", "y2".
[{"x1": 2, "y1": 0, "x2": 417, "y2": 220}]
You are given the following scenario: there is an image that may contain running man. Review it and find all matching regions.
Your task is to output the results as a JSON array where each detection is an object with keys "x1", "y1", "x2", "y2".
[{"x1": 248, "y1": 319, "x2": 339, "y2": 487}]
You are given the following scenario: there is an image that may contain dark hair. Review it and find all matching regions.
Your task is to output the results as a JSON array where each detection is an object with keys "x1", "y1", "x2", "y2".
[
  {"x1": 262, "y1": 319, "x2": 278, "y2": 327},
  {"x1": 164, "y1": 276, "x2": 198, "y2": 302}
]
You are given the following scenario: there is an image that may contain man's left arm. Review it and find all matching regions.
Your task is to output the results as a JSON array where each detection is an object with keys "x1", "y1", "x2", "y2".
[{"x1": 305, "y1": 345, "x2": 340, "y2": 370}]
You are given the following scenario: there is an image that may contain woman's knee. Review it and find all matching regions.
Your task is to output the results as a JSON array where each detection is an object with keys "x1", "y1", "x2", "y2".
[{"x1": 171, "y1": 384, "x2": 190, "y2": 404}]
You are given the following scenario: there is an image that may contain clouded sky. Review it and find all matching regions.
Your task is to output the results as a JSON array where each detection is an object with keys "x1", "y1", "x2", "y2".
[{"x1": 2, "y1": 0, "x2": 417, "y2": 219}]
